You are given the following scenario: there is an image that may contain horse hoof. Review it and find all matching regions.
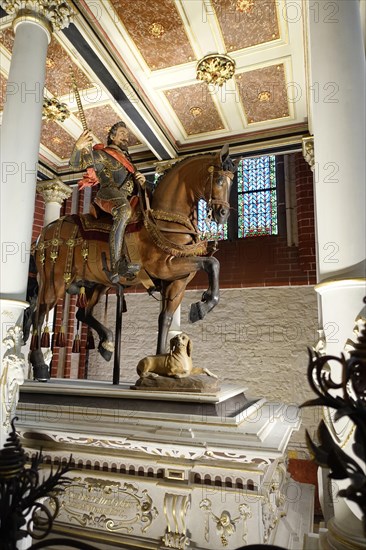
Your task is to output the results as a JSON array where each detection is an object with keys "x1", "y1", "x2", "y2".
[
  {"x1": 98, "y1": 341, "x2": 113, "y2": 361},
  {"x1": 189, "y1": 302, "x2": 204, "y2": 323},
  {"x1": 33, "y1": 365, "x2": 50, "y2": 382},
  {"x1": 201, "y1": 291, "x2": 209, "y2": 302}
]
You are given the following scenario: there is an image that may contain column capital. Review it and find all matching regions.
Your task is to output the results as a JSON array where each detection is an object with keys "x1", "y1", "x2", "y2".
[
  {"x1": 36, "y1": 178, "x2": 72, "y2": 205},
  {"x1": 0, "y1": 0, "x2": 73, "y2": 34},
  {"x1": 302, "y1": 136, "x2": 315, "y2": 172}
]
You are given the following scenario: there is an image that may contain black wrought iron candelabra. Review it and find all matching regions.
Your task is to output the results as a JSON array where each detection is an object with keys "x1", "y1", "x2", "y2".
[
  {"x1": 302, "y1": 316, "x2": 366, "y2": 534},
  {"x1": 0, "y1": 418, "x2": 97, "y2": 550}
]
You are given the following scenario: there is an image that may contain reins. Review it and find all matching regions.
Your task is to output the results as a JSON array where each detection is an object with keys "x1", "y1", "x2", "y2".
[{"x1": 136, "y1": 158, "x2": 233, "y2": 257}]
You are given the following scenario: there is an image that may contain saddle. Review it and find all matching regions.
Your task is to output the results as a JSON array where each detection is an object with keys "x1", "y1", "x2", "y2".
[{"x1": 74, "y1": 196, "x2": 143, "y2": 241}]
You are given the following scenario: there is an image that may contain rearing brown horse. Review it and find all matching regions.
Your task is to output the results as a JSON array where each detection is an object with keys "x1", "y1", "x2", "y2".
[{"x1": 28, "y1": 145, "x2": 235, "y2": 381}]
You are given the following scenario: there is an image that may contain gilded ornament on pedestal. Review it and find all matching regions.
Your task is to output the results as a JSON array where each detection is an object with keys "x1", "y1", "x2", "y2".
[
  {"x1": 0, "y1": 326, "x2": 26, "y2": 430},
  {"x1": 162, "y1": 493, "x2": 190, "y2": 548},
  {"x1": 199, "y1": 499, "x2": 252, "y2": 547},
  {"x1": 58, "y1": 477, "x2": 158, "y2": 534}
]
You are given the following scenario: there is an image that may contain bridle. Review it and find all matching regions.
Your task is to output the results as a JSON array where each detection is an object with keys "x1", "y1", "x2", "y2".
[{"x1": 206, "y1": 164, "x2": 234, "y2": 221}]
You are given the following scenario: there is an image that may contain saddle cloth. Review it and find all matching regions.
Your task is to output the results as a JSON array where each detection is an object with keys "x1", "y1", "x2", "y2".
[{"x1": 69, "y1": 198, "x2": 143, "y2": 242}]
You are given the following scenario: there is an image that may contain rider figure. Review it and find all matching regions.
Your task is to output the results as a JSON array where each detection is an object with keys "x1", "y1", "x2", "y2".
[{"x1": 69, "y1": 122, "x2": 146, "y2": 282}]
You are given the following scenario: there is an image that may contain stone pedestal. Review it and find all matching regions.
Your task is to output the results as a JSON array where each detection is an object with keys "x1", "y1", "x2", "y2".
[
  {"x1": 133, "y1": 374, "x2": 220, "y2": 393},
  {"x1": 17, "y1": 381, "x2": 314, "y2": 549}
]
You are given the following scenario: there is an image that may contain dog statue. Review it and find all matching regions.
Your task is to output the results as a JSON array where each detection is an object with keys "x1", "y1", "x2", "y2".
[{"x1": 136, "y1": 333, "x2": 217, "y2": 379}]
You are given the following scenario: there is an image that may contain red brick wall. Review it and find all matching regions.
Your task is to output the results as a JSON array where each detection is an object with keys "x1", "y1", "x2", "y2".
[
  {"x1": 189, "y1": 154, "x2": 316, "y2": 290},
  {"x1": 295, "y1": 152, "x2": 317, "y2": 279},
  {"x1": 32, "y1": 193, "x2": 45, "y2": 242},
  {"x1": 288, "y1": 458, "x2": 322, "y2": 517}
]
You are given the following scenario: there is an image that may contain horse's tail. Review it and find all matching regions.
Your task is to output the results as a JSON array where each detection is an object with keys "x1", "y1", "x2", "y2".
[{"x1": 22, "y1": 253, "x2": 39, "y2": 344}]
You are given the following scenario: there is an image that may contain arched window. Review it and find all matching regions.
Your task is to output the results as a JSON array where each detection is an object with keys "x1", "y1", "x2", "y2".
[{"x1": 237, "y1": 155, "x2": 278, "y2": 238}]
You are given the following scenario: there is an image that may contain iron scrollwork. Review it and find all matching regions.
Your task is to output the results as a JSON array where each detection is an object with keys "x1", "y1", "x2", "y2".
[{"x1": 301, "y1": 316, "x2": 366, "y2": 534}]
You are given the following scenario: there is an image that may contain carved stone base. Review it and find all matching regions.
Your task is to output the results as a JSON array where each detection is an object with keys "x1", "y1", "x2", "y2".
[
  {"x1": 132, "y1": 375, "x2": 220, "y2": 393},
  {"x1": 17, "y1": 380, "x2": 314, "y2": 549}
]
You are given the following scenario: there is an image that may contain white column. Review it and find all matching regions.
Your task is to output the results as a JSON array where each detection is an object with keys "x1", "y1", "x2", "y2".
[
  {"x1": 1, "y1": 14, "x2": 50, "y2": 301},
  {"x1": 308, "y1": 0, "x2": 366, "y2": 353},
  {"x1": 36, "y1": 178, "x2": 73, "y2": 226},
  {"x1": 307, "y1": 2, "x2": 366, "y2": 547},
  {"x1": 0, "y1": 1, "x2": 72, "y2": 448}
]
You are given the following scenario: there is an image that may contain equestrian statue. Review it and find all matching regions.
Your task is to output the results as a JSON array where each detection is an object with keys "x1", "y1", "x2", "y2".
[{"x1": 25, "y1": 79, "x2": 236, "y2": 381}]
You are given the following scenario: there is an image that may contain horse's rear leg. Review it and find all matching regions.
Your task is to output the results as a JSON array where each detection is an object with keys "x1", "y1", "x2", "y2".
[
  {"x1": 76, "y1": 286, "x2": 113, "y2": 362},
  {"x1": 29, "y1": 303, "x2": 51, "y2": 382}
]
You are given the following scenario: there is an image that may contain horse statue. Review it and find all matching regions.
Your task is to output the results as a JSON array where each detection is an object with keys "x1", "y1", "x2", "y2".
[{"x1": 27, "y1": 145, "x2": 235, "y2": 381}]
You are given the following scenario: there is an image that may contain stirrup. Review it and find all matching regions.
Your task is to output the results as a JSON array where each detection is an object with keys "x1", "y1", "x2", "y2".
[
  {"x1": 101, "y1": 252, "x2": 123, "y2": 284},
  {"x1": 117, "y1": 258, "x2": 140, "y2": 279}
]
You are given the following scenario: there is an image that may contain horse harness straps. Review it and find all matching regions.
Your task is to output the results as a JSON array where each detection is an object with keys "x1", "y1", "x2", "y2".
[
  {"x1": 144, "y1": 210, "x2": 209, "y2": 258},
  {"x1": 63, "y1": 225, "x2": 79, "y2": 286},
  {"x1": 206, "y1": 166, "x2": 233, "y2": 213},
  {"x1": 151, "y1": 210, "x2": 197, "y2": 233},
  {"x1": 33, "y1": 217, "x2": 89, "y2": 288}
]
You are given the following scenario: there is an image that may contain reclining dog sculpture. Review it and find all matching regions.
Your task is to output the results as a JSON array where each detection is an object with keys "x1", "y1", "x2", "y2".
[{"x1": 137, "y1": 333, "x2": 217, "y2": 379}]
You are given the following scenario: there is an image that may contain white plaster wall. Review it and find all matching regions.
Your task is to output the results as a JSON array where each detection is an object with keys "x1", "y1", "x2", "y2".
[{"x1": 87, "y1": 286, "x2": 320, "y2": 452}]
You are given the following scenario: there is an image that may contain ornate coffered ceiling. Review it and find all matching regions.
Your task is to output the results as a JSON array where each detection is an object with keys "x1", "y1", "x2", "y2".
[{"x1": 0, "y1": 0, "x2": 309, "y2": 177}]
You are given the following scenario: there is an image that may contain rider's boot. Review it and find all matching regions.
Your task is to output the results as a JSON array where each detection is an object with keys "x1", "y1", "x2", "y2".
[{"x1": 109, "y1": 205, "x2": 140, "y2": 283}]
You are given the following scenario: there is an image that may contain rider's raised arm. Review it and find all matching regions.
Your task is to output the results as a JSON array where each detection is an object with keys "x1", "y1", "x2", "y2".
[{"x1": 69, "y1": 130, "x2": 95, "y2": 170}]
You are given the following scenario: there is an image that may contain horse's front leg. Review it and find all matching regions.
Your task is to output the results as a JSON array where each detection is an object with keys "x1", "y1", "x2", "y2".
[
  {"x1": 189, "y1": 256, "x2": 220, "y2": 323},
  {"x1": 76, "y1": 306, "x2": 114, "y2": 361},
  {"x1": 75, "y1": 285, "x2": 114, "y2": 361},
  {"x1": 157, "y1": 278, "x2": 190, "y2": 354}
]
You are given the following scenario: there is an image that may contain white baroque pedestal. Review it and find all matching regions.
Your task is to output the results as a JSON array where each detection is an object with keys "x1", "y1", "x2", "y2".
[{"x1": 17, "y1": 381, "x2": 314, "y2": 549}]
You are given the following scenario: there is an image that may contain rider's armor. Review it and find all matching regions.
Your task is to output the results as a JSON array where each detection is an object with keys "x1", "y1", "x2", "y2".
[{"x1": 69, "y1": 146, "x2": 139, "y2": 280}]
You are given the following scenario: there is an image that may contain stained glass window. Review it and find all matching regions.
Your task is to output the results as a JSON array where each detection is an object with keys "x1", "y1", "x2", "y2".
[
  {"x1": 197, "y1": 199, "x2": 228, "y2": 241},
  {"x1": 237, "y1": 155, "x2": 278, "y2": 238}
]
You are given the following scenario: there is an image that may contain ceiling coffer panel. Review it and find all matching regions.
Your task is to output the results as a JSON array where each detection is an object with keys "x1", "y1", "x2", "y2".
[
  {"x1": 164, "y1": 83, "x2": 225, "y2": 136},
  {"x1": 74, "y1": 104, "x2": 141, "y2": 146},
  {"x1": 45, "y1": 39, "x2": 91, "y2": 97},
  {"x1": 0, "y1": 27, "x2": 91, "y2": 97},
  {"x1": 237, "y1": 63, "x2": 289, "y2": 123},
  {"x1": 111, "y1": 0, "x2": 195, "y2": 70},
  {"x1": 41, "y1": 120, "x2": 76, "y2": 160},
  {"x1": 0, "y1": 27, "x2": 14, "y2": 52},
  {"x1": 211, "y1": 0, "x2": 280, "y2": 52}
]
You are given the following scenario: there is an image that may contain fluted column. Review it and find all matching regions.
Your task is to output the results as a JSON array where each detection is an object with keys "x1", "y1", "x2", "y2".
[
  {"x1": 0, "y1": 0, "x2": 72, "y2": 448},
  {"x1": 306, "y1": 1, "x2": 366, "y2": 547}
]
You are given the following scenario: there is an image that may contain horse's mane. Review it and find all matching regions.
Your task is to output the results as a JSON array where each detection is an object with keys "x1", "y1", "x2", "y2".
[{"x1": 154, "y1": 152, "x2": 216, "y2": 190}]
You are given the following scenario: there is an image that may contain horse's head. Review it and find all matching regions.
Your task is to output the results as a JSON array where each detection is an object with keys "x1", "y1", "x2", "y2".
[{"x1": 206, "y1": 144, "x2": 237, "y2": 225}]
